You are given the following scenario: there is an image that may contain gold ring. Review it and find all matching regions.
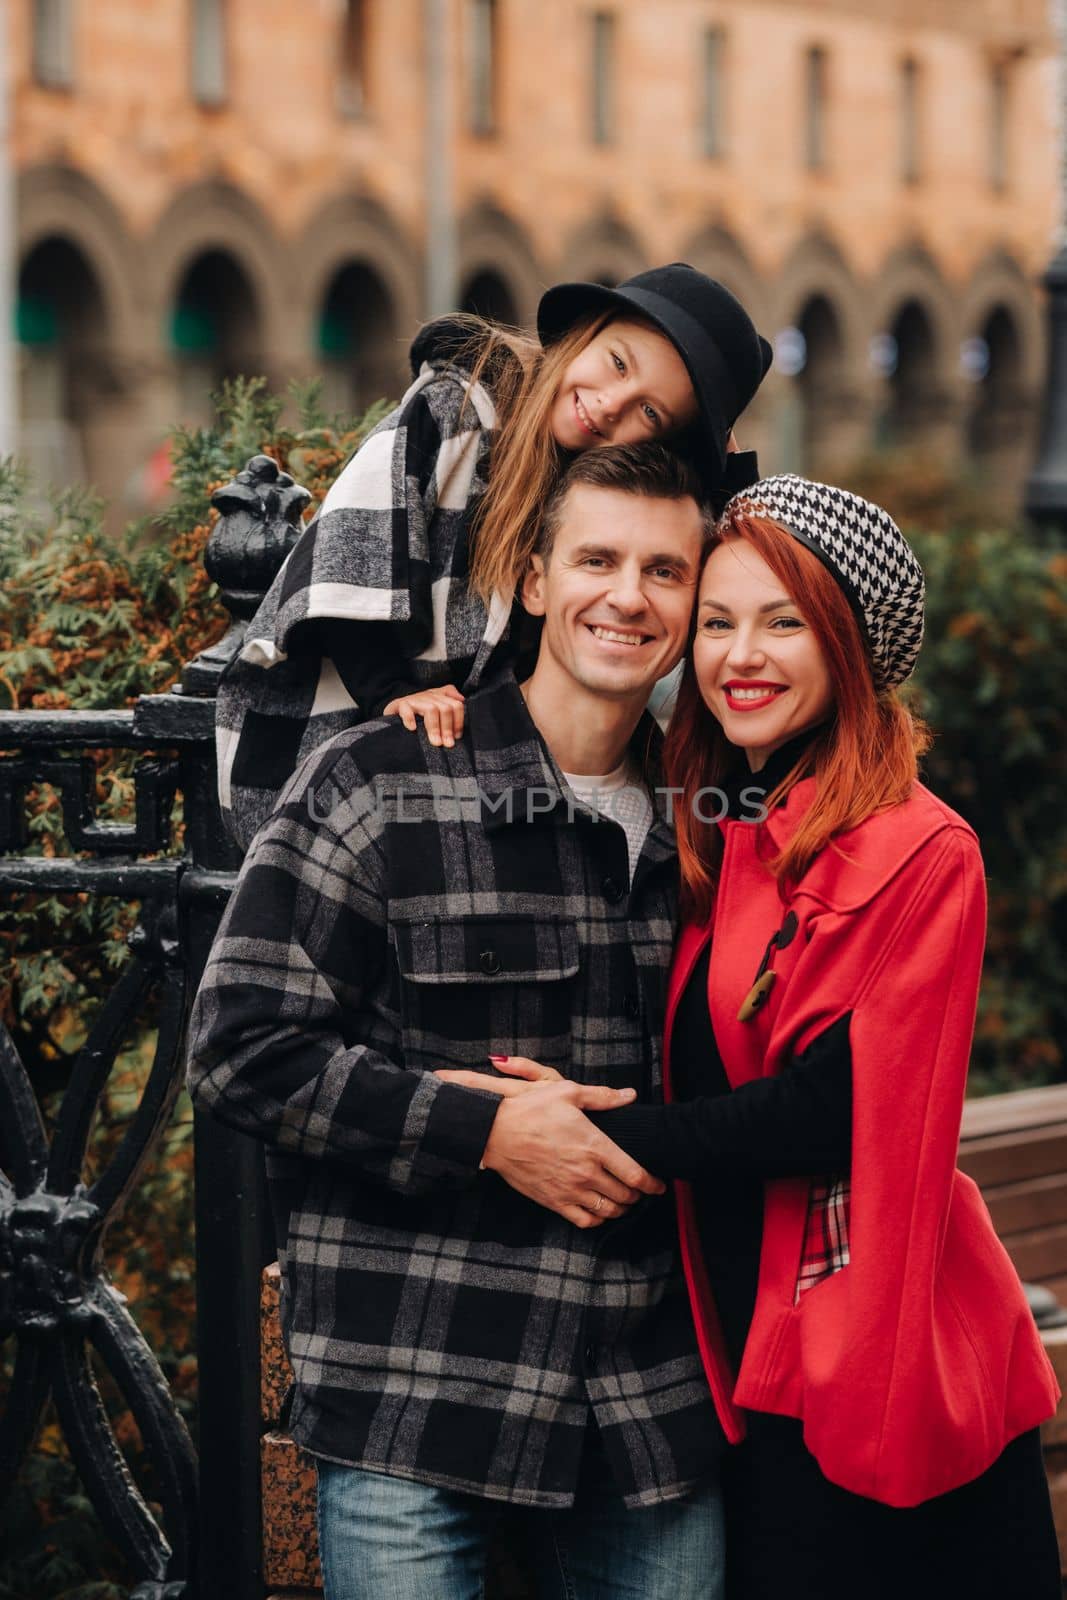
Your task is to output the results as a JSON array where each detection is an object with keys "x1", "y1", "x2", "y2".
[{"x1": 593, "y1": 1195, "x2": 605, "y2": 1213}]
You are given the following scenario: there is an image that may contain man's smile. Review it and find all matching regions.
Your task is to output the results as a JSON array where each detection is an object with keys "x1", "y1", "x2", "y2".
[{"x1": 587, "y1": 624, "x2": 654, "y2": 647}]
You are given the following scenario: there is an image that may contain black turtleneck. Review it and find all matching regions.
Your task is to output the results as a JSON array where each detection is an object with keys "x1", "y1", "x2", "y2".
[{"x1": 589, "y1": 728, "x2": 853, "y2": 1366}]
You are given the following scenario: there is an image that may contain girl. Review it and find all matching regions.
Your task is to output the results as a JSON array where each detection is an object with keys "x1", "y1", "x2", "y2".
[
  {"x1": 216, "y1": 263, "x2": 771, "y2": 848},
  {"x1": 464, "y1": 478, "x2": 1062, "y2": 1598}
]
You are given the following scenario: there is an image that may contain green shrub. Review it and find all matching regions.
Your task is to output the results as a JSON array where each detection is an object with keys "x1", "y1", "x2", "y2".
[{"x1": 909, "y1": 524, "x2": 1067, "y2": 1092}]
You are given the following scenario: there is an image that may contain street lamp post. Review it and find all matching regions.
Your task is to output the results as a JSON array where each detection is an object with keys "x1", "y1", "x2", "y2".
[
  {"x1": 0, "y1": 1, "x2": 17, "y2": 458},
  {"x1": 424, "y1": 0, "x2": 457, "y2": 319},
  {"x1": 1025, "y1": 0, "x2": 1067, "y2": 534}
]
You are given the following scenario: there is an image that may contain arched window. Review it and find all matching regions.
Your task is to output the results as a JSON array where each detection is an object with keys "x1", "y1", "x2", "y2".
[
  {"x1": 796, "y1": 295, "x2": 845, "y2": 473},
  {"x1": 171, "y1": 250, "x2": 261, "y2": 423},
  {"x1": 17, "y1": 237, "x2": 108, "y2": 486},
  {"x1": 315, "y1": 262, "x2": 398, "y2": 417},
  {"x1": 883, "y1": 299, "x2": 937, "y2": 447},
  {"x1": 460, "y1": 269, "x2": 518, "y2": 324},
  {"x1": 967, "y1": 305, "x2": 1024, "y2": 457}
]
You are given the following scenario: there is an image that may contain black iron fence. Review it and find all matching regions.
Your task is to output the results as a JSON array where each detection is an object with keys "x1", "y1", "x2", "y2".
[{"x1": 0, "y1": 457, "x2": 309, "y2": 1600}]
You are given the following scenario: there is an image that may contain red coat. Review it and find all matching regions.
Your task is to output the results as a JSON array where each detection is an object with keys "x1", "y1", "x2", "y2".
[{"x1": 667, "y1": 777, "x2": 1059, "y2": 1507}]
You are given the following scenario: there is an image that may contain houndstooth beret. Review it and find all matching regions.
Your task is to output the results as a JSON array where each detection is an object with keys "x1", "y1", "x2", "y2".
[{"x1": 720, "y1": 474, "x2": 925, "y2": 690}]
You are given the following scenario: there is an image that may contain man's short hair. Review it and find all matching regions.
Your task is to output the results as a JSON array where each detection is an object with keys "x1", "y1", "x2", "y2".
[{"x1": 536, "y1": 443, "x2": 713, "y2": 564}]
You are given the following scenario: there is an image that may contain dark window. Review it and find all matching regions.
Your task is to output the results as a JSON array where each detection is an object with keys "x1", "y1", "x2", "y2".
[
  {"x1": 702, "y1": 27, "x2": 725, "y2": 158},
  {"x1": 592, "y1": 12, "x2": 616, "y2": 146},
  {"x1": 32, "y1": 0, "x2": 74, "y2": 89},
  {"x1": 989, "y1": 59, "x2": 1010, "y2": 190},
  {"x1": 899, "y1": 57, "x2": 920, "y2": 184},
  {"x1": 338, "y1": 0, "x2": 369, "y2": 117},
  {"x1": 804, "y1": 45, "x2": 827, "y2": 171},
  {"x1": 191, "y1": 0, "x2": 227, "y2": 107},
  {"x1": 469, "y1": 0, "x2": 498, "y2": 135}
]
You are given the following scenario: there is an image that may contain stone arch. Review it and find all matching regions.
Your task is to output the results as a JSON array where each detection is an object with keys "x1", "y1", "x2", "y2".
[
  {"x1": 458, "y1": 202, "x2": 544, "y2": 325},
  {"x1": 960, "y1": 250, "x2": 1042, "y2": 390},
  {"x1": 678, "y1": 222, "x2": 770, "y2": 333},
  {"x1": 558, "y1": 213, "x2": 647, "y2": 288},
  {"x1": 958, "y1": 252, "x2": 1043, "y2": 507},
  {"x1": 868, "y1": 245, "x2": 958, "y2": 451},
  {"x1": 766, "y1": 232, "x2": 869, "y2": 472},
  {"x1": 15, "y1": 167, "x2": 146, "y2": 509},
  {"x1": 297, "y1": 192, "x2": 421, "y2": 401},
  {"x1": 16, "y1": 165, "x2": 140, "y2": 357},
  {"x1": 884, "y1": 299, "x2": 940, "y2": 446},
  {"x1": 148, "y1": 180, "x2": 287, "y2": 367},
  {"x1": 774, "y1": 230, "x2": 865, "y2": 381}
]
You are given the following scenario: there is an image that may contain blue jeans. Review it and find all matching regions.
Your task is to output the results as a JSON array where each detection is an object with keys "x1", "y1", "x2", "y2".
[{"x1": 316, "y1": 1444, "x2": 724, "y2": 1600}]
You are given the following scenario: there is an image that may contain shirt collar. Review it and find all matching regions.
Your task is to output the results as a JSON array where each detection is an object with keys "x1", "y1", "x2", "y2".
[{"x1": 464, "y1": 670, "x2": 670, "y2": 834}]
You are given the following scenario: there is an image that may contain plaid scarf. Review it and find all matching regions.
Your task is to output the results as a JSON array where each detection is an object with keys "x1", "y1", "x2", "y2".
[{"x1": 215, "y1": 327, "x2": 510, "y2": 849}]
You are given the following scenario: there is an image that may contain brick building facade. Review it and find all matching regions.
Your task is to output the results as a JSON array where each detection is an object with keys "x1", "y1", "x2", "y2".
[{"x1": 9, "y1": 0, "x2": 1058, "y2": 515}]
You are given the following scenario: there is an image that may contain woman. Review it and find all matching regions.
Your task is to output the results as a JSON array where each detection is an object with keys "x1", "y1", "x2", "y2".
[
  {"x1": 216, "y1": 263, "x2": 771, "y2": 848},
  {"x1": 473, "y1": 476, "x2": 1061, "y2": 1597}
]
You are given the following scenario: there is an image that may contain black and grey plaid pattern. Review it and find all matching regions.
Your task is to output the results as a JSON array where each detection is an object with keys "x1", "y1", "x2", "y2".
[
  {"x1": 215, "y1": 331, "x2": 509, "y2": 850},
  {"x1": 723, "y1": 475, "x2": 926, "y2": 689},
  {"x1": 188, "y1": 673, "x2": 723, "y2": 1508}
]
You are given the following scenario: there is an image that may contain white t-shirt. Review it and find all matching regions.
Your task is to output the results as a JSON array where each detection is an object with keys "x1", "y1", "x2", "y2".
[{"x1": 561, "y1": 759, "x2": 654, "y2": 886}]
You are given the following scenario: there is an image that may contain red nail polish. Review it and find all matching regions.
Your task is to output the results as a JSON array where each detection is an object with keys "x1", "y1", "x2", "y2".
[{"x1": 487, "y1": 1054, "x2": 509, "y2": 1062}]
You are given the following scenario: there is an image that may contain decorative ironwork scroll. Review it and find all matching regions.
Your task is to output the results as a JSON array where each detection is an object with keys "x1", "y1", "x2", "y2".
[
  {"x1": 0, "y1": 714, "x2": 195, "y2": 1595},
  {"x1": 0, "y1": 454, "x2": 303, "y2": 1600}
]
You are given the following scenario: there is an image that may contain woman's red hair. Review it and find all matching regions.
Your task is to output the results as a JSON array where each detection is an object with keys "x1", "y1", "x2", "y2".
[{"x1": 665, "y1": 513, "x2": 929, "y2": 922}]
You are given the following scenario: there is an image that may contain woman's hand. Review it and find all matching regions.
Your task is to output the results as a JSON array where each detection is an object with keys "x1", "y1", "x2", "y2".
[
  {"x1": 436, "y1": 1069, "x2": 530, "y2": 1098},
  {"x1": 435, "y1": 1062, "x2": 662, "y2": 1227},
  {"x1": 479, "y1": 1080, "x2": 664, "y2": 1227},
  {"x1": 487, "y1": 1055, "x2": 563, "y2": 1084},
  {"x1": 435, "y1": 1057, "x2": 564, "y2": 1098},
  {"x1": 383, "y1": 684, "x2": 465, "y2": 747}
]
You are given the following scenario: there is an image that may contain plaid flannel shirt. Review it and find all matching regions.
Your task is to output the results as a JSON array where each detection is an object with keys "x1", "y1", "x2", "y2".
[{"x1": 188, "y1": 672, "x2": 723, "y2": 1508}]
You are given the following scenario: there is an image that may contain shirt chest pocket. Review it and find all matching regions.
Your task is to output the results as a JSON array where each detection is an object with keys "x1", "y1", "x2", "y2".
[{"x1": 391, "y1": 915, "x2": 581, "y2": 1070}]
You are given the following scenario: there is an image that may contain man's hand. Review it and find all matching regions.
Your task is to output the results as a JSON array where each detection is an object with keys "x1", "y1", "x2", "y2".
[{"x1": 478, "y1": 1080, "x2": 665, "y2": 1228}]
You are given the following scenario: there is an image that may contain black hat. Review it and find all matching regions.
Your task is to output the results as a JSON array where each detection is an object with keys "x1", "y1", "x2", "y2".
[{"x1": 537, "y1": 262, "x2": 773, "y2": 478}]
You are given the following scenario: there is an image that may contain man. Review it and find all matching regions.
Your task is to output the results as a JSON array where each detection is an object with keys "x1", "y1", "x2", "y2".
[{"x1": 187, "y1": 443, "x2": 725, "y2": 1598}]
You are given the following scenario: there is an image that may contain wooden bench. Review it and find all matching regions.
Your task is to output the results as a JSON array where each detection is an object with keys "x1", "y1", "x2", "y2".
[
  {"x1": 959, "y1": 1084, "x2": 1067, "y2": 1567},
  {"x1": 260, "y1": 1084, "x2": 1067, "y2": 1596}
]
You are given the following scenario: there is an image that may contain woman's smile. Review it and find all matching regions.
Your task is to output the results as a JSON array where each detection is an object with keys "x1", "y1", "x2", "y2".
[{"x1": 722, "y1": 680, "x2": 787, "y2": 710}]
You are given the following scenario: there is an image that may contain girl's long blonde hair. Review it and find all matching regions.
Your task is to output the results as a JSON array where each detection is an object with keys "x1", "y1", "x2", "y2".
[{"x1": 440, "y1": 311, "x2": 616, "y2": 603}]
